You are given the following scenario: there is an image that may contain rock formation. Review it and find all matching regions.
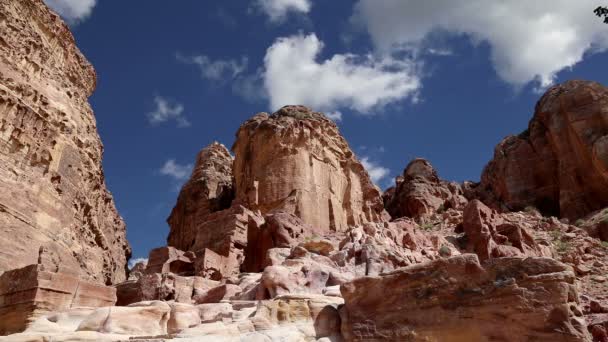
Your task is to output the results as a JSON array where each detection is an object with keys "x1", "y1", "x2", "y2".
[
  {"x1": 340, "y1": 254, "x2": 590, "y2": 341},
  {"x1": 384, "y1": 158, "x2": 468, "y2": 221},
  {"x1": 479, "y1": 80, "x2": 608, "y2": 220},
  {"x1": 2, "y1": 2, "x2": 608, "y2": 340},
  {"x1": 460, "y1": 199, "x2": 553, "y2": 261},
  {"x1": 167, "y1": 142, "x2": 234, "y2": 251},
  {"x1": 0, "y1": 0, "x2": 130, "y2": 284},
  {"x1": 232, "y1": 105, "x2": 387, "y2": 232}
]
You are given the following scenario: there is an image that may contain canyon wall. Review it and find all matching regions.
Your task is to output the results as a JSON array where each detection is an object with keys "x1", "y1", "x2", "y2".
[{"x1": 0, "y1": 0, "x2": 130, "y2": 284}]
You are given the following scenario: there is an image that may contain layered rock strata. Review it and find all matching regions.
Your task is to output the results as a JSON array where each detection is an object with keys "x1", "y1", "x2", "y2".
[
  {"x1": 0, "y1": 0, "x2": 130, "y2": 284},
  {"x1": 340, "y1": 254, "x2": 590, "y2": 341}
]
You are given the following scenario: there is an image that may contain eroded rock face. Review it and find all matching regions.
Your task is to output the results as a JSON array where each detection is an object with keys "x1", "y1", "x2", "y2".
[
  {"x1": 0, "y1": 0, "x2": 129, "y2": 284},
  {"x1": 340, "y1": 254, "x2": 590, "y2": 341},
  {"x1": 167, "y1": 142, "x2": 234, "y2": 251},
  {"x1": 232, "y1": 106, "x2": 387, "y2": 232},
  {"x1": 0, "y1": 263, "x2": 117, "y2": 335},
  {"x1": 479, "y1": 80, "x2": 608, "y2": 220},
  {"x1": 384, "y1": 158, "x2": 468, "y2": 221}
]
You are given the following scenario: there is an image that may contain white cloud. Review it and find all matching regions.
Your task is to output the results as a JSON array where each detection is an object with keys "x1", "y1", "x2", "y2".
[
  {"x1": 325, "y1": 111, "x2": 343, "y2": 122},
  {"x1": 160, "y1": 160, "x2": 193, "y2": 182},
  {"x1": 176, "y1": 54, "x2": 248, "y2": 82},
  {"x1": 255, "y1": 0, "x2": 311, "y2": 22},
  {"x1": 263, "y1": 33, "x2": 421, "y2": 113},
  {"x1": 361, "y1": 157, "x2": 390, "y2": 184},
  {"x1": 147, "y1": 96, "x2": 190, "y2": 128},
  {"x1": 44, "y1": 0, "x2": 96, "y2": 23},
  {"x1": 353, "y1": 0, "x2": 608, "y2": 88},
  {"x1": 128, "y1": 258, "x2": 148, "y2": 270}
]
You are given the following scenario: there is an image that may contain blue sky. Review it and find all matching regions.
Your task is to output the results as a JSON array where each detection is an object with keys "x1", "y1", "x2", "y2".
[{"x1": 45, "y1": 0, "x2": 608, "y2": 262}]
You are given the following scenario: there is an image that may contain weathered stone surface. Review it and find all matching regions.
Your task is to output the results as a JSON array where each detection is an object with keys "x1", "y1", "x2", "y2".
[
  {"x1": 167, "y1": 142, "x2": 234, "y2": 252},
  {"x1": 0, "y1": 264, "x2": 116, "y2": 335},
  {"x1": 479, "y1": 80, "x2": 608, "y2": 220},
  {"x1": 115, "y1": 272, "x2": 218, "y2": 306},
  {"x1": 232, "y1": 106, "x2": 388, "y2": 233},
  {"x1": 384, "y1": 158, "x2": 467, "y2": 221},
  {"x1": 77, "y1": 301, "x2": 171, "y2": 335},
  {"x1": 340, "y1": 254, "x2": 590, "y2": 341},
  {"x1": 461, "y1": 200, "x2": 553, "y2": 261},
  {"x1": 168, "y1": 302, "x2": 200, "y2": 334},
  {"x1": 253, "y1": 294, "x2": 343, "y2": 340},
  {"x1": 0, "y1": 0, "x2": 130, "y2": 285},
  {"x1": 145, "y1": 246, "x2": 195, "y2": 276},
  {"x1": 192, "y1": 205, "x2": 264, "y2": 279}
]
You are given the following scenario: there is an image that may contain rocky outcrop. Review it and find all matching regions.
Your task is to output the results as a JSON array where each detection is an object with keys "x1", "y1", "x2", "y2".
[
  {"x1": 479, "y1": 80, "x2": 608, "y2": 220},
  {"x1": 167, "y1": 142, "x2": 234, "y2": 251},
  {"x1": 0, "y1": 0, "x2": 130, "y2": 284},
  {"x1": 340, "y1": 254, "x2": 590, "y2": 341},
  {"x1": 460, "y1": 200, "x2": 553, "y2": 261},
  {"x1": 232, "y1": 106, "x2": 388, "y2": 232},
  {"x1": 384, "y1": 158, "x2": 467, "y2": 221}
]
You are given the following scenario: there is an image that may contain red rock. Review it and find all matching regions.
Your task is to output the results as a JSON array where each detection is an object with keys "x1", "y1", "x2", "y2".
[
  {"x1": 462, "y1": 200, "x2": 552, "y2": 261},
  {"x1": 232, "y1": 106, "x2": 387, "y2": 232},
  {"x1": 0, "y1": 0, "x2": 130, "y2": 285},
  {"x1": 479, "y1": 80, "x2": 608, "y2": 220},
  {"x1": 340, "y1": 254, "x2": 590, "y2": 341},
  {"x1": 167, "y1": 142, "x2": 234, "y2": 251},
  {"x1": 0, "y1": 264, "x2": 116, "y2": 335},
  {"x1": 145, "y1": 246, "x2": 195, "y2": 276},
  {"x1": 384, "y1": 159, "x2": 467, "y2": 221},
  {"x1": 190, "y1": 205, "x2": 264, "y2": 280}
]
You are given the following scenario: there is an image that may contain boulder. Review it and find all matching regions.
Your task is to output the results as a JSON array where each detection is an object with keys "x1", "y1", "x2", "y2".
[{"x1": 340, "y1": 254, "x2": 590, "y2": 341}]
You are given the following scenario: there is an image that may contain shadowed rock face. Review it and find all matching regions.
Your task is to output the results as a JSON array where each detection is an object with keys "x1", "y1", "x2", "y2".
[
  {"x1": 479, "y1": 80, "x2": 608, "y2": 220},
  {"x1": 232, "y1": 105, "x2": 388, "y2": 232},
  {"x1": 0, "y1": 0, "x2": 129, "y2": 284}
]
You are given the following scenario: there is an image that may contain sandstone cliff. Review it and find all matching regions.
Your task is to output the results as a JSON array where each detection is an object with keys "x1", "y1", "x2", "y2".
[
  {"x1": 0, "y1": 0, "x2": 130, "y2": 284},
  {"x1": 479, "y1": 80, "x2": 608, "y2": 220},
  {"x1": 232, "y1": 105, "x2": 387, "y2": 232},
  {"x1": 383, "y1": 158, "x2": 468, "y2": 221}
]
